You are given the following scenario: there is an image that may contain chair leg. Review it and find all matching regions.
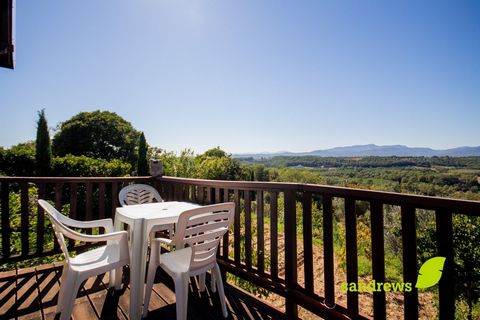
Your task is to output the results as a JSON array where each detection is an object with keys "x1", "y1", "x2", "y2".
[
  {"x1": 173, "y1": 273, "x2": 189, "y2": 320},
  {"x1": 199, "y1": 273, "x2": 206, "y2": 292},
  {"x1": 142, "y1": 246, "x2": 159, "y2": 318},
  {"x1": 114, "y1": 267, "x2": 123, "y2": 290},
  {"x1": 108, "y1": 269, "x2": 116, "y2": 288},
  {"x1": 213, "y1": 263, "x2": 228, "y2": 318},
  {"x1": 210, "y1": 268, "x2": 217, "y2": 293},
  {"x1": 107, "y1": 270, "x2": 115, "y2": 288},
  {"x1": 56, "y1": 266, "x2": 70, "y2": 313},
  {"x1": 59, "y1": 276, "x2": 81, "y2": 320}
]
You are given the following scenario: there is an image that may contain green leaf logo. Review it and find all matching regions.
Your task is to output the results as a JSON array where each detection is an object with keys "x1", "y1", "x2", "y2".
[{"x1": 415, "y1": 256, "x2": 446, "y2": 289}]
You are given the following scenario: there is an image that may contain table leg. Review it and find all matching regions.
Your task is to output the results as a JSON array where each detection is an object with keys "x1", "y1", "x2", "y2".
[
  {"x1": 110, "y1": 217, "x2": 123, "y2": 288},
  {"x1": 129, "y1": 220, "x2": 147, "y2": 320}
]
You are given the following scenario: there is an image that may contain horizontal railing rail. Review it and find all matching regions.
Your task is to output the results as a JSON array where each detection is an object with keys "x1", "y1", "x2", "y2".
[
  {"x1": 158, "y1": 176, "x2": 480, "y2": 214},
  {"x1": 1, "y1": 175, "x2": 480, "y2": 320}
]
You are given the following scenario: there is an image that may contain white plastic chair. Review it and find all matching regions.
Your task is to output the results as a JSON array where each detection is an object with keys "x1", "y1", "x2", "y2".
[
  {"x1": 118, "y1": 183, "x2": 163, "y2": 206},
  {"x1": 38, "y1": 199, "x2": 129, "y2": 320},
  {"x1": 142, "y1": 202, "x2": 235, "y2": 320},
  {"x1": 119, "y1": 183, "x2": 174, "y2": 239}
]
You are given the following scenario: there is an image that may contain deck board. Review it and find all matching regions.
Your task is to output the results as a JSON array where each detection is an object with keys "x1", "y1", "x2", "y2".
[
  {"x1": 73, "y1": 276, "x2": 100, "y2": 320},
  {"x1": 0, "y1": 269, "x2": 16, "y2": 319},
  {"x1": 17, "y1": 266, "x2": 43, "y2": 320},
  {"x1": 0, "y1": 263, "x2": 284, "y2": 320}
]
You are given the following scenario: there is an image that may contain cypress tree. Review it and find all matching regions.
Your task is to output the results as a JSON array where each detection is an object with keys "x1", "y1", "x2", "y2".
[
  {"x1": 137, "y1": 132, "x2": 149, "y2": 176},
  {"x1": 35, "y1": 109, "x2": 52, "y2": 176}
]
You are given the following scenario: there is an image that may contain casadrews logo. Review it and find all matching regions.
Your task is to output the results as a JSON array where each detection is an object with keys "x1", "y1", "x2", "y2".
[{"x1": 341, "y1": 256, "x2": 446, "y2": 293}]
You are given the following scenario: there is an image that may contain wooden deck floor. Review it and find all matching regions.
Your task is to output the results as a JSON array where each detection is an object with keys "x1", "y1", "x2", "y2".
[{"x1": 0, "y1": 263, "x2": 285, "y2": 320}]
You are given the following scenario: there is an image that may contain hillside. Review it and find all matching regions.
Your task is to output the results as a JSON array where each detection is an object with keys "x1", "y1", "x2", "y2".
[{"x1": 234, "y1": 144, "x2": 480, "y2": 159}]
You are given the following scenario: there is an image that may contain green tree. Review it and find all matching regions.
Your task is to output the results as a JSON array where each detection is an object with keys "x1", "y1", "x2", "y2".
[
  {"x1": 195, "y1": 148, "x2": 243, "y2": 180},
  {"x1": 52, "y1": 110, "x2": 140, "y2": 163},
  {"x1": 203, "y1": 146, "x2": 227, "y2": 158},
  {"x1": 252, "y1": 165, "x2": 270, "y2": 181},
  {"x1": 137, "y1": 132, "x2": 149, "y2": 175},
  {"x1": 35, "y1": 109, "x2": 52, "y2": 176}
]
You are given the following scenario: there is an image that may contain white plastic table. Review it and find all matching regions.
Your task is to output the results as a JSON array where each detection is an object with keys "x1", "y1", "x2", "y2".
[{"x1": 114, "y1": 201, "x2": 200, "y2": 320}]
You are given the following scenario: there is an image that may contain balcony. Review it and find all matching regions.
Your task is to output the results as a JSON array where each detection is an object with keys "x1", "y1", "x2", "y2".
[{"x1": 1, "y1": 176, "x2": 479, "y2": 319}]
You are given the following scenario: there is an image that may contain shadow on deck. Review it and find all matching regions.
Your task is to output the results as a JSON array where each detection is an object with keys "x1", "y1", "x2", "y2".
[{"x1": 0, "y1": 263, "x2": 285, "y2": 320}]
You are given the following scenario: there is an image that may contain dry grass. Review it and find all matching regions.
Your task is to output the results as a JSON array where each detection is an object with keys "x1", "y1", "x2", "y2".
[{"x1": 227, "y1": 222, "x2": 437, "y2": 320}]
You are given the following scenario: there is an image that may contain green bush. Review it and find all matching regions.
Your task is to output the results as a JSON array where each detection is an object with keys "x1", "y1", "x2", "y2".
[
  {"x1": 52, "y1": 155, "x2": 131, "y2": 177},
  {"x1": 153, "y1": 147, "x2": 245, "y2": 181},
  {"x1": 0, "y1": 142, "x2": 36, "y2": 176}
]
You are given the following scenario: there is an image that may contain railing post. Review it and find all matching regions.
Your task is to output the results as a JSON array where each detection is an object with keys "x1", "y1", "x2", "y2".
[
  {"x1": 233, "y1": 189, "x2": 241, "y2": 264},
  {"x1": 20, "y1": 182, "x2": 29, "y2": 257},
  {"x1": 256, "y1": 190, "x2": 265, "y2": 275},
  {"x1": 345, "y1": 198, "x2": 359, "y2": 317},
  {"x1": 69, "y1": 183, "x2": 78, "y2": 219},
  {"x1": 37, "y1": 183, "x2": 46, "y2": 254},
  {"x1": 302, "y1": 192, "x2": 314, "y2": 294},
  {"x1": 401, "y1": 205, "x2": 418, "y2": 319},
  {"x1": 206, "y1": 187, "x2": 212, "y2": 204},
  {"x1": 54, "y1": 183, "x2": 64, "y2": 250},
  {"x1": 69, "y1": 182, "x2": 78, "y2": 250},
  {"x1": 1, "y1": 181, "x2": 11, "y2": 259},
  {"x1": 436, "y1": 210, "x2": 454, "y2": 320},
  {"x1": 270, "y1": 191, "x2": 279, "y2": 281},
  {"x1": 245, "y1": 190, "x2": 252, "y2": 270},
  {"x1": 183, "y1": 184, "x2": 189, "y2": 201},
  {"x1": 322, "y1": 195, "x2": 335, "y2": 307},
  {"x1": 222, "y1": 189, "x2": 229, "y2": 259},
  {"x1": 284, "y1": 190, "x2": 298, "y2": 318},
  {"x1": 197, "y1": 186, "x2": 204, "y2": 204},
  {"x1": 85, "y1": 182, "x2": 93, "y2": 234},
  {"x1": 111, "y1": 182, "x2": 118, "y2": 218},
  {"x1": 173, "y1": 183, "x2": 181, "y2": 201},
  {"x1": 215, "y1": 188, "x2": 221, "y2": 204},
  {"x1": 98, "y1": 182, "x2": 106, "y2": 219},
  {"x1": 370, "y1": 201, "x2": 386, "y2": 320}
]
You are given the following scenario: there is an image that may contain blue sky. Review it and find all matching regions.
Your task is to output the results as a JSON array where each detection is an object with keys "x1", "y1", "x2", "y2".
[{"x1": 1, "y1": 0, "x2": 479, "y2": 153}]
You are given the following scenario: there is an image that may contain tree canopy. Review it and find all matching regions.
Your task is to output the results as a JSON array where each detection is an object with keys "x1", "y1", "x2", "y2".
[
  {"x1": 52, "y1": 111, "x2": 140, "y2": 162},
  {"x1": 202, "y1": 147, "x2": 228, "y2": 158}
]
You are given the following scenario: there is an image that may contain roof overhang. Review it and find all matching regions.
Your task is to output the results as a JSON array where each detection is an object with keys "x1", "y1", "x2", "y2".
[{"x1": 0, "y1": 0, "x2": 14, "y2": 69}]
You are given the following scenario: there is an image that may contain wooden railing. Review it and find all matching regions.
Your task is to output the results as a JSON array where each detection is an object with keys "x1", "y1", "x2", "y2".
[
  {"x1": 0, "y1": 176, "x2": 153, "y2": 264},
  {"x1": 157, "y1": 176, "x2": 480, "y2": 320},
  {"x1": 1, "y1": 176, "x2": 480, "y2": 320}
]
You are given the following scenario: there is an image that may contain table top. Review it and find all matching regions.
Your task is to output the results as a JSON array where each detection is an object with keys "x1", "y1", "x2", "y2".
[{"x1": 115, "y1": 201, "x2": 200, "y2": 221}]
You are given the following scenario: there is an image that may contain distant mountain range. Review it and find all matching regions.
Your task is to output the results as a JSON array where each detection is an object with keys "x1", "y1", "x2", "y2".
[{"x1": 233, "y1": 144, "x2": 480, "y2": 158}]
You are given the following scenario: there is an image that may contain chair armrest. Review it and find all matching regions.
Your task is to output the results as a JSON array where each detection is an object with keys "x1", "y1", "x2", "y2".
[
  {"x1": 59, "y1": 216, "x2": 114, "y2": 233},
  {"x1": 62, "y1": 227, "x2": 128, "y2": 244}
]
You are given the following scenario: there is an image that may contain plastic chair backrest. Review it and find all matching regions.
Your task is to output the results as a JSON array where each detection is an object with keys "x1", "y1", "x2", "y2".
[
  {"x1": 172, "y1": 202, "x2": 235, "y2": 271},
  {"x1": 118, "y1": 184, "x2": 163, "y2": 206},
  {"x1": 38, "y1": 199, "x2": 76, "y2": 262}
]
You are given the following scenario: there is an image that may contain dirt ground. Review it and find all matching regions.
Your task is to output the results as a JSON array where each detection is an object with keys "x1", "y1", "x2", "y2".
[{"x1": 230, "y1": 225, "x2": 437, "y2": 320}]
